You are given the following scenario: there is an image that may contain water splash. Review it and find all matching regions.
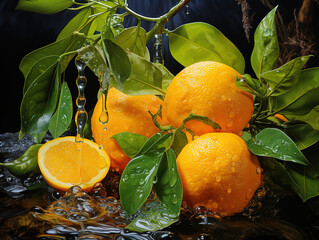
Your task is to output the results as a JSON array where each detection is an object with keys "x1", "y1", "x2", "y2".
[{"x1": 152, "y1": 33, "x2": 164, "y2": 64}]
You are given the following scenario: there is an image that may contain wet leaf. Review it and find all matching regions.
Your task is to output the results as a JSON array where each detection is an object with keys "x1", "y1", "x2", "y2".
[
  {"x1": 261, "y1": 55, "x2": 311, "y2": 96},
  {"x1": 271, "y1": 68, "x2": 319, "y2": 117},
  {"x1": 101, "y1": 24, "x2": 131, "y2": 88},
  {"x1": 49, "y1": 81, "x2": 73, "y2": 138},
  {"x1": 246, "y1": 128, "x2": 309, "y2": 165},
  {"x1": 126, "y1": 201, "x2": 179, "y2": 232},
  {"x1": 235, "y1": 74, "x2": 266, "y2": 96},
  {"x1": 119, "y1": 153, "x2": 163, "y2": 215},
  {"x1": 251, "y1": 6, "x2": 279, "y2": 77},
  {"x1": 111, "y1": 52, "x2": 163, "y2": 95},
  {"x1": 111, "y1": 132, "x2": 148, "y2": 158},
  {"x1": 0, "y1": 144, "x2": 42, "y2": 178},
  {"x1": 115, "y1": 26, "x2": 147, "y2": 57},
  {"x1": 16, "y1": 0, "x2": 73, "y2": 14},
  {"x1": 154, "y1": 149, "x2": 183, "y2": 214},
  {"x1": 119, "y1": 133, "x2": 174, "y2": 214},
  {"x1": 20, "y1": 63, "x2": 60, "y2": 142},
  {"x1": 134, "y1": 133, "x2": 162, "y2": 157},
  {"x1": 168, "y1": 22, "x2": 245, "y2": 73}
]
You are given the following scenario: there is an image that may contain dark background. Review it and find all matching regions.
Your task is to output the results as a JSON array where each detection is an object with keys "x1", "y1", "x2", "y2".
[{"x1": 0, "y1": 0, "x2": 309, "y2": 134}]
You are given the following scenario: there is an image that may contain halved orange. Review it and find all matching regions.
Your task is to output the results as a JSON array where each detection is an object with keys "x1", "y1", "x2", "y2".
[{"x1": 38, "y1": 136, "x2": 110, "y2": 192}]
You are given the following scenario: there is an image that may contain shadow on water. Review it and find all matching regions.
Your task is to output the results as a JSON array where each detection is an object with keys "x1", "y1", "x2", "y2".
[{"x1": 0, "y1": 132, "x2": 318, "y2": 240}]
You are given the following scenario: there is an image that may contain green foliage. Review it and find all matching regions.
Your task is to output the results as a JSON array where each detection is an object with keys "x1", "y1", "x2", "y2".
[
  {"x1": 49, "y1": 82, "x2": 73, "y2": 138},
  {"x1": 16, "y1": 0, "x2": 73, "y2": 14},
  {"x1": 246, "y1": 128, "x2": 309, "y2": 165},
  {"x1": 251, "y1": 6, "x2": 279, "y2": 77},
  {"x1": 168, "y1": 22, "x2": 245, "y2": 74}
]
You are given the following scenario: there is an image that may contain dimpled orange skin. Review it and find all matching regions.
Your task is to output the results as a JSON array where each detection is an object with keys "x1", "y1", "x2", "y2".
[
  {"x1": 176, "y1": 132, "x2": 262, "y2": 217},
  {"x1": 91, "y1": 87, "x2": 166, "y2": 172},
  {"x1": 163, "y1": 61, "x2": 254, "y2": 136}
]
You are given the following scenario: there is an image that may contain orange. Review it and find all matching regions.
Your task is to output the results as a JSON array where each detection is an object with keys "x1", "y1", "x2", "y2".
[
  {"x1": 91, "y1": 87, "x2": 166, "y2": 172},
  {"x1": 38, "y1": 136, "x2": 110, "y2": 192},
  {"x1": 176, "y1": 132, "x2": 262, "y2": 217},
  {"x1": 163, "y1": 61, "x2": 254, "y2": 136}
]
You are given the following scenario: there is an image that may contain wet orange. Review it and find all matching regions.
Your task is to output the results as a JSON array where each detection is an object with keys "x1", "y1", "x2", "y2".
[
  {"x1": 91, "y1": 87, "x2": 166, "y2": 172},
  {"x1": 163, "y1": 61, "x2": 254, "y2": 136},
  {"x1": 38, "y1": 137, "x2": 110, "y2": 192},
  {"x1": 176, "y1": 132, "x2": 262, "y2": 217}
]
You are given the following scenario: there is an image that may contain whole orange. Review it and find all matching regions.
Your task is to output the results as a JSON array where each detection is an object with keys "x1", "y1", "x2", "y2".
[
  {"x1": 176, "y1": 132, "x2": 262, "y2": 217},
  {"x1": 91, "y1": 87, "x2": 166, "y2": 172},
  {"x1": 163, "y1": 61, "x2": 254, "y2": 136}
]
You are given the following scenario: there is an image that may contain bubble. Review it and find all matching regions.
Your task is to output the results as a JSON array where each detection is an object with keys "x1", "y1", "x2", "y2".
[
  {"x1": 221, "y1": 95, "x2": 227, "y2": 101},
  {"x1": 216, "y1": 176, "x2": 221, "y2": 182}
]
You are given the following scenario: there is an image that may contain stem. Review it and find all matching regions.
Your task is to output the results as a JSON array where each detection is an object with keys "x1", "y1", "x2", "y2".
[{"x1": 146, "y1": 0, "x2": 193, "y2": 43}]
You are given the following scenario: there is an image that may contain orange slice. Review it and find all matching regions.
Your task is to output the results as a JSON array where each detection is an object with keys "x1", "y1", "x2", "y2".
[{"x1": 38, "y1": 137, "x2": 110, "y2": 192}]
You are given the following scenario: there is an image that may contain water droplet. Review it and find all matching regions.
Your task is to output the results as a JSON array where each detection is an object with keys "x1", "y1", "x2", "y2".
[
  {"x1": 153, "y1": 176, "x2": 158, "y2": 184},
  {"x1": 138, "y1": 179, "x2": 145, "y2": 185},
  {"x1": 229, "y1": 111, "x2": 235, "y2": 118},
  {"x1": 171, "y1": 194, "x2": 178, "y2": 205},
  {"x1": 221, "y1": 95, "x2": 227, "y2": 101},
  {"x1": 227, "y1": 188, "x2": 232, "y2": 194},
  {"x1": 227, "y1": 120, "x2": 233, "y2": 127},
  {"x1": 256, "y1": 167, "x2": 261, "y2": 174},
  {"x1": 216, "y1": 176, "x2": 221, "y2": 182},
  {"x1": 153, "y1": 34, "x2": 164, "y2": 64},
  {"x1": 231, "y1": 167, "x2": 236, "y2": 173},
  {"x1": 185, "y1": 4, "x2": 190, "y2": 15}
]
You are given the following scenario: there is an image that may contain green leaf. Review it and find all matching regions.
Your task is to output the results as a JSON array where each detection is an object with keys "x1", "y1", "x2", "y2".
[
  {"x1": 168, "y1": 22, "x2": 245, "y2": 73},
  {"x1": 20, "y1": 31, "x2": 88, "y2": 88},
  {"x1": 111, "y1": 52, "x2": 164, "y2": 95},
  {"x1": 111, "y1": 132, "x2": 148, "y2": 158},
  {"x1": 0, "y1": 144, "x2": 42, "y2": 178},
  {"x1": 171, "y1": 128, "x2": 188, "y2": 157},
  {"x1": 154, "y1": 149, "x2": 183, "y2": 214},
  {"x1": 101, "y1": 27, "x2": 131, "y2": 88},
  {"x1": 119, "y1": 133, "x2": 174, "y2": 214},
  {"x1": 57, "y1": 7, "x2": 91, "y2": 41},
  {"x1": 154, "y1": 63, "x2": 174, "y2": 91},
  {"x1": 261, "y1": 55, "x2": 311, "y2": 96},
  {"x1": 126, "y1": 201, "x2": 179, "y2": 233},
  {"x1": 271, "y1": 68, "x2": 319, "y2": 116},
  {"x1": 235, "y1": 74, "x2": 266, "y2": 96},
  {"x1": 286, "y1": 162, "x2": 319, "y2": 202},
  {"x1": 115, "y1": 26, "x2": 147, "y2": 57},
  {"x1": 285, "y1": 123, "x2": 319, "y2": 150},
  {"x1": 49, "y1": 81, "x2": 73, "y2": 138},
  {"x1": 20, "y1": 63, "x2": 61, "y2": 142},
  {"x1": 251, "y1": 6, "x2": 279, "y2": 77},
  {"x1": 246, "y1": 128, "x2": 309, "y2": 165},
  {"x1": 80, "y1": 44, "x2": 107, "y2": 78},
  {"x1": 16, "y1": 0, "x2": 73, "y2": 14},
  {"x1": 287, "y1": 105, "x2": 319, "y2": 131},
  {"x1": 134, "y1": 133, "x2": 162, "y2": 157},
  {"x1": 119, "y1": 152, "x2": 163, "y2": 215},
  {"x1": 261, "y1": 157, "x2": 303, "y2": 198}
]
